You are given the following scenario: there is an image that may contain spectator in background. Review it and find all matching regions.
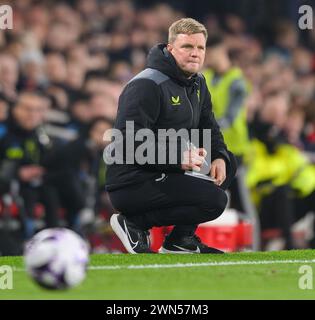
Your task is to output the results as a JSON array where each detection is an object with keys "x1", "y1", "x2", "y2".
[
  {"x1": 45, "y1": 53, "x2": 67, "y2": 85},
  {"x1": 0, "y1": 92, "x2": 58, "y2": 238},
  {"x1": 203, "y1": 36, "x2": 250, "y2": 160},
  {"x1": 266, "y1": 20, "x2": 298, "y2": 63},
  {"x1": 284, "y1": 107, "x2": 306, "y2": 149},
  {"x1": 45, "y1": 116, "x2": 114, "y2": 228},
  {"x1": 66, "y1": 62, "x2": 87, "y2": 91},
  {"x1": 203, "y1": 36, "x2": 250, "y2": 214},
  {"x1": 0, "y1": 54, "x2": 19, "y2": 102},
  {"x1": 67, "y1": 93, "x2": 93, "y2": 136},
  {"x1": 18, "y1": 50, "x2": 47, "y2": 91},
  {"x1": 246, "y1": 92, "x2": 315, "y2": 249}
]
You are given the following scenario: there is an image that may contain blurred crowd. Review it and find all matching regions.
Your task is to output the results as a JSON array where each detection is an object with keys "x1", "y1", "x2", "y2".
[{"x1": 0, "y1": 0, "x2": 315, "y2": 254}]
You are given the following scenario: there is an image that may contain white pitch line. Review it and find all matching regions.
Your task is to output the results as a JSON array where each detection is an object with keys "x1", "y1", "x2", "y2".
[
  {"x1": 88, "y1": 259, "x2": 315, "y2": 271},
  {"x1": 13, "y1": 259, "x2": 315, "y2": 272}
]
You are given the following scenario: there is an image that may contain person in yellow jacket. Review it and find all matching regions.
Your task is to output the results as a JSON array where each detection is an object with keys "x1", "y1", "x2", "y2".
[
  {"x1": 203, "y1": 37, "x2": 258, "y2": 246},
  {"x1": 246, "y1": 93, "x2": 315, "y2": 249},
  {"x1": 203, "y1": 36, "x2": 249, "y2": 161}
]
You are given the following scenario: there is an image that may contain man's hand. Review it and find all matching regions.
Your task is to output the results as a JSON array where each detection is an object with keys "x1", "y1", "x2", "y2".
[
  {"x1": 18, "y1": 165, "x2": 45, "y2": 182},
  {"x1": 181, "y1": 148, "x2": 207, "y2": 172},
  {"x1": 210, "y1": 158, "x2": 226, "y2": 186}
]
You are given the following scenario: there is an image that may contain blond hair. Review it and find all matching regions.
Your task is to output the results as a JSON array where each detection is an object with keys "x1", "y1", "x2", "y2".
[{"x1": 168, "y1": 18, "x2": 208, "y2": 43}]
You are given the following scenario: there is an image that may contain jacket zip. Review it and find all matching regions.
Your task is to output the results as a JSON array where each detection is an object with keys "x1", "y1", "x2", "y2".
[{"x1": 184, "y1": 87, "x2": 194, "y2": 127}]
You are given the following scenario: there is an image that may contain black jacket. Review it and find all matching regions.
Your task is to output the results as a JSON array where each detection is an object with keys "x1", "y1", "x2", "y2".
[
  {"x1": 44, "y1": 136, "x2": 107, "y2": 190},
  {"x1": 0, "y1": 117, "x2": 52, "y2": 191},
  {"x1": 105, "y1": 44, "x2": 231, "y2": 191}
]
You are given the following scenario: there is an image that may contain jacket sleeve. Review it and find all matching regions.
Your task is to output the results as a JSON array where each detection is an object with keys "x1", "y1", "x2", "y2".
[
  {"x1": 113, "y1": 78, "x2": 183, "y2": 172},
  {"x1": 198, "y1": 76, "x2": 231, "y2": 165}
]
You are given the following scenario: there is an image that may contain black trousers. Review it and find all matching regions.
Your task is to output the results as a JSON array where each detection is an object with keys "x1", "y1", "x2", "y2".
[
  {"x1": 47, "y1": 171, "x2": 86, "y2": 227},
  {"x1": 109, "y1": 153, "x2": 237, "y2": 235},
  {"x1": 260, "y1": 186, "x2": 315, "y2": 249},
  {"x1": 20, "y1": 183, "x2": 64, "y2": 225},
  {"x1": 294, "y1": 190, "x2": 315, "y2": 248},
  {"x1": 259, "y1": 185, "x2": 295, "y2": 249},
  {"x1": 19, "y1": 171, "x2": 86, "y2": 236}
]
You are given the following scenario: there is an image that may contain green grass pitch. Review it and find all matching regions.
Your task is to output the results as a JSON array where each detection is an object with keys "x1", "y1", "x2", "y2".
[{"x1": 1, "y1": 250, "x2": 315, "y2": 300}]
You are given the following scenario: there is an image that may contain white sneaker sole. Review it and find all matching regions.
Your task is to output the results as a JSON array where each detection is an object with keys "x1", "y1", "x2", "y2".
[
  {"x1": 110, "y1": 214, "x2": 137, "y2": 254},
  {"x1": 158, "y1": 247, "x2": 196, "y2": 254}
]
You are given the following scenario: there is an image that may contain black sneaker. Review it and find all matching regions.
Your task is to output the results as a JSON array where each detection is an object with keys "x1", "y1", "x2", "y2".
[
  {"x1": 159, "y1": 234, "x2": 224, "y2": 254},
  {"x1": 110, "y1": 214, "x2": 154, "y2": 254}
]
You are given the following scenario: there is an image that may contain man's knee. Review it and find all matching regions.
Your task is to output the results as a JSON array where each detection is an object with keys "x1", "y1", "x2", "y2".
[
  {"x1": 202, "y1": 188, "x2": 228, "y2": 220},
  {"x1": 213, "y1": 189, "x2": 228, "y2": 217}
]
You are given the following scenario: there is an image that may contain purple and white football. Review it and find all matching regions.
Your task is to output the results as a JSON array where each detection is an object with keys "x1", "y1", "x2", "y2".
[{"x1": 24, "y1": 228, "x2": 89, "y2": 290}]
